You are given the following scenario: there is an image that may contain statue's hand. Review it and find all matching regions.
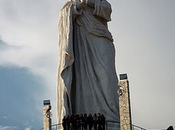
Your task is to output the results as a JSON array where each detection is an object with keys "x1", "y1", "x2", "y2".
[{"x1": 76, "y1": 0, "x2": 86, "y2": 10}]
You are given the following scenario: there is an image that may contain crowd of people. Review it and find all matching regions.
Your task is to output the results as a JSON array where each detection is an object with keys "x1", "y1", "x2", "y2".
[{"x1": 62, "y1": 113, "x2": 106, "y2": 130}]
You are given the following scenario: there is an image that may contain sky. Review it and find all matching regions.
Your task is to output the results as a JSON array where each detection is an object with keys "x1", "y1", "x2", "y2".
[{"x1": 0, "y1": 0, "x2": 175, "y2": 130}]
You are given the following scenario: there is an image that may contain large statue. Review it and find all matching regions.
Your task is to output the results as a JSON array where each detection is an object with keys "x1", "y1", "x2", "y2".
[{"x1": 57, "y1": 0, "x2": 119, "y2": 126}]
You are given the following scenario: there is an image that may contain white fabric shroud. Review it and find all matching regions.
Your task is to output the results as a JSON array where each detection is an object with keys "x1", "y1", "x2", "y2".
[{"x1": 57, "y1": 0, "x2": 119, "y2": 125}]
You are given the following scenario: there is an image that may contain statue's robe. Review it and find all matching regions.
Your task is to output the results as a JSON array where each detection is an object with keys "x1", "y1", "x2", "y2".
[{"x1": 57, "y1": 0, "x2": 119, "y2": 125}]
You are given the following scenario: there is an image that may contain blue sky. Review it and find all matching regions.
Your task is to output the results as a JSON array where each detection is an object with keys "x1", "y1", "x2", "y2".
[
  {"x1": 0, "y1": 0, "x2": 175, "y2": 130},
  {"x1": 0, "y1": 66, "x2": 44, "y2": 129}
]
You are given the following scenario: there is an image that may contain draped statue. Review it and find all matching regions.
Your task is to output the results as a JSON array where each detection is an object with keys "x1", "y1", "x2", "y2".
[{"x1": 57, "y1": 0, "x2": 119, "y2": 126}]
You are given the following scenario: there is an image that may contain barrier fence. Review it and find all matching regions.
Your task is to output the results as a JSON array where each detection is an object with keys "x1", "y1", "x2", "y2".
[{"x1": 39, "y1": 121, "x2": 146, "y2": 130}]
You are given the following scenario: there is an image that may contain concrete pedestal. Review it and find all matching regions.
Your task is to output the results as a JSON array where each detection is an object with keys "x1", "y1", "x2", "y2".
[
  {"x1": 43, "y1": 100, "x2": 52, "y2": 130},
  {"x1": 118, "y1": 74, "x2": 132, "y2": 130}
]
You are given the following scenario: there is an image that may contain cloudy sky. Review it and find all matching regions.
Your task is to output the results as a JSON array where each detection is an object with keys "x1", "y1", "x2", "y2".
[{"x1": 0, "y1": 0, "x2": 175, "y2": 130}]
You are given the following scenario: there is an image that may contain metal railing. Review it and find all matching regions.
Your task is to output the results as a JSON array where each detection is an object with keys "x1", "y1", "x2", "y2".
[
  {"x1": 132, "y1": 125, "x2": 147, "y2": 130},
  {"x1": 39, "y1": 121, "x2": 146, "y2": 130}
]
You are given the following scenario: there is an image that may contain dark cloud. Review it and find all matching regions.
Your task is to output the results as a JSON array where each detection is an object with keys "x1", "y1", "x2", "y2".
[{"x1": 0, "y1": 66, "x2": 46, "y2": 130}]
